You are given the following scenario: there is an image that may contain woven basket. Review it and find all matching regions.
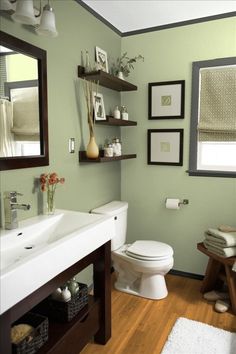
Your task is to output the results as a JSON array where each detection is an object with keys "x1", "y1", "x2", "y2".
[
  {"x1": 12, "y1": 312, "x2": 48, "y2": 354},
  {"x1": 48, "y1": 282, "x2": 88, "y2": 322}
]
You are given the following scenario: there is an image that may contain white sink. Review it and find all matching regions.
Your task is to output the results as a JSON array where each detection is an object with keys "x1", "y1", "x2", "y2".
[{"x1": 0, "y1": 209, "x2": 115, "y2": 314}]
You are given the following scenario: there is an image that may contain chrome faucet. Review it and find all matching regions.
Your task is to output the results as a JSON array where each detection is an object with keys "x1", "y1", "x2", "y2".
[{"x1": 4, "y1": 191, "x2": 31, "y2": 230}]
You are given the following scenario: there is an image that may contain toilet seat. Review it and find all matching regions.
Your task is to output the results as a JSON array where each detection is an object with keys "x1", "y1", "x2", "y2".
[{"x1": 126, "y1": 240, "x2": 173, "y2": 261}]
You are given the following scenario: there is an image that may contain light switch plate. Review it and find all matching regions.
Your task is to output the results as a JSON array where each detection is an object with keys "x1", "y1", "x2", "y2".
[{"x1": 69, "y1": 138, "x2": 75, "y2": 153}]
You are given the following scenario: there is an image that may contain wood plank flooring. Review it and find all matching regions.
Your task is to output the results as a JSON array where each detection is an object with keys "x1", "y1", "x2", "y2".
[{"x1": 81, "y1": 274, "x2": 236, "y2": 354}]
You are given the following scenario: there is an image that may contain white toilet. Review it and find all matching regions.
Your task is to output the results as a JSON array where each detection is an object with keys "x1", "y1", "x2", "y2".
[{"x1": 92, "y1": 201, "x2": 174, "y2": 300}]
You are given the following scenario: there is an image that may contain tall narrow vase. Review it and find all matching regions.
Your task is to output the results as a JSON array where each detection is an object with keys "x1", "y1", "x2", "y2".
[
  {"x1": 86, "y1": 135, "x2": 99, "y2": 159},
  {"x1": 47, "y1": 189, "x2": 55, "y2": 215}
]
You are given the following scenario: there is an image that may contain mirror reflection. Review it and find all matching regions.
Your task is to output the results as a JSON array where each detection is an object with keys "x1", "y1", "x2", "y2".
[{"x1": 0, "y1": 46, "x2": 40, "y2": 157}]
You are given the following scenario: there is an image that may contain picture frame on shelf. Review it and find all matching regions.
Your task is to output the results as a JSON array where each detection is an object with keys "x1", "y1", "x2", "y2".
[
  {"x1": 93, "y1": 92, "x2": 106, "y2": 121},
  {"x1": 95, "y1": 46, "x2": 109, "y2": 73},
  {"x1": 147, "y1": 129, "x2": 184, "y2": 166},
  {"x1": 148, "y1": 80, "x2": 185, "y2": 119}
]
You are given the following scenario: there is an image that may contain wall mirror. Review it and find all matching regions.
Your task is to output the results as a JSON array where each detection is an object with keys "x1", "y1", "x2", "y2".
[
  {"x1": 189, "y1": 57, "x2": 236, "y2": 178},
  {"x1": 0, "y1": 31, "x2": 48, "y2": 170}
]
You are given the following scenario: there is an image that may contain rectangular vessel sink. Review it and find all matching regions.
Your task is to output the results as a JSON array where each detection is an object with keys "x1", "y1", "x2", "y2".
[{"x1": 0, "y1": 209, "x2": 115, "y2": 314}]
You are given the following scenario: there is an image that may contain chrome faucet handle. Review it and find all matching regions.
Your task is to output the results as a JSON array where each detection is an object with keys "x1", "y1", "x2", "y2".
[{"x1": 4, "y1": 191, "x2": 23, "y2": 199}]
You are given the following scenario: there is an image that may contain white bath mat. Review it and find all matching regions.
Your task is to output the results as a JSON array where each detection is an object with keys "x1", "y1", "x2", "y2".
[{"x1": 161, "y1": 317, "x2": 236, "y2": 354}]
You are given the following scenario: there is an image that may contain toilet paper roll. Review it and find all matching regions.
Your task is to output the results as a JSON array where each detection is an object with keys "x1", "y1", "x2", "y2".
[{"x1": 165, "y1": 198, "x2": 180, "y2": 210}]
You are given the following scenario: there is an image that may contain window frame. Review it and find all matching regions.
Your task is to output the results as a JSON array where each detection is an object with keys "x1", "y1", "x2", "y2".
[{"x1": 189, "y1": 57, "x2": 236, "y2": 178}]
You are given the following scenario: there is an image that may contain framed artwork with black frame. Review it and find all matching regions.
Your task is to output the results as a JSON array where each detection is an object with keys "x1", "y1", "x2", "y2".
[
  {"x1": 148, "y1": 129, "x2": 184, "y2": 166},
  {"x1": 148, "y1": 80, "x2": 185, "y2": 119}
]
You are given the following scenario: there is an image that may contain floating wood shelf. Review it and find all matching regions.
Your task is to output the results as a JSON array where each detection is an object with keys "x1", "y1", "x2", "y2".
[
  {"x1": 96, "y1": 116, "x2": 137, "y2": 126},
  {"x1": 79, "y1": 151, "x2": 137, "y2": 163},
  {"x1": 78, "y1": 66, "x2": 137, "y2": 92}
]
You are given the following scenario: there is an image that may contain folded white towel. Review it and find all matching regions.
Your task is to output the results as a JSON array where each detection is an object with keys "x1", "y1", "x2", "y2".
[
  {"x1": 205, "y1": 229, "x2": 236, "y2": 247},
  {"x1": 204, "y1": 240, "x2": 236, "y2": 258}
]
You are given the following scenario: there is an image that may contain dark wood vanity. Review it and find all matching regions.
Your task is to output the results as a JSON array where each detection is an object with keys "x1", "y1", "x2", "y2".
[{"x1": 0, "y1": 241, "x2": 111, "y2": 354}]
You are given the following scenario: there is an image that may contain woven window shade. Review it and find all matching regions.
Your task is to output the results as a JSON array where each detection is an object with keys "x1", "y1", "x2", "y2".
[{"x1": 198, "y1": 67, "x2": 236, "y2": 141}]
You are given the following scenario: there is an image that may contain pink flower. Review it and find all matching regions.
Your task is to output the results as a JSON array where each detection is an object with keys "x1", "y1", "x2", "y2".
[
  {"x1": 40, "y1": 174, "x2": 47, "y2": 184},
  {"x1": 41, "y1": 184, "x2": 47, "y2": 192},
  {"x1": 40, "y1": 172, "x2": 65, "y2": 192},
  {"x1": 60, "y1": 178, "x2": 65, "y2": 184},
  {"x1": 49, "y1": 172, "x2": 58, "y2": 179}
]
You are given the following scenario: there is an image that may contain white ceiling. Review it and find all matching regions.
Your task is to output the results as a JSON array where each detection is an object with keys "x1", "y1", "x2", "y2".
[{"x1": 81, "y1": 0, "x2": 236, "y2": 33}]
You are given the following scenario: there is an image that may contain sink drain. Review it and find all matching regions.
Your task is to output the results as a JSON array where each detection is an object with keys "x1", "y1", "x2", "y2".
[{"x1": 24, "y1": 245, "x2": 35, "y2": 250}]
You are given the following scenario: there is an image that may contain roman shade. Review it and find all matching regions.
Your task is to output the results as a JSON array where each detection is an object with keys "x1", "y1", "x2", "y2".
[{"x1": 198, "y1": 66, "x2": 236, "y2": 141}]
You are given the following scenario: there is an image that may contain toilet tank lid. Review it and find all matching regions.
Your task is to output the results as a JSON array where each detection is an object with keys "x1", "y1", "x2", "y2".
[{"x1": 92, "y1": 201, "x2": 128, "y2": 216}]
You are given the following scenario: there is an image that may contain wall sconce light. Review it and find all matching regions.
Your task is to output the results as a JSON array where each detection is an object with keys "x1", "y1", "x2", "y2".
[
  {"x1": 12, "y1": 0, "x2": 39, "y2": 25},
  {"x1": 0, "y1": 0, "x2": 58, "y2": 37},
  {"x1": 36, "y1": 1, "x2": 58, "y2": 37}
]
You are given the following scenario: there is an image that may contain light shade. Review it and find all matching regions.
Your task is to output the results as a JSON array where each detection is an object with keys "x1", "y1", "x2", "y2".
[
  {"x1": 11, "y1": 0, "x2": 38, "y2": 25},
  {"x1": 36, "y1": 4, "x2": 58, "y2": 37},
  {"x1": 0, "y1": 0, "x2": 13, "y2": 11}
]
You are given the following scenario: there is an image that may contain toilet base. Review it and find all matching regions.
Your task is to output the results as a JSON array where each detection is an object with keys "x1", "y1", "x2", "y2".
[
  {"x1": 140, "y1": 273, "x2": 168, "y2": 299},
  {"x1": 114, "y1": 273, "x2": 168, "y2": 300}
]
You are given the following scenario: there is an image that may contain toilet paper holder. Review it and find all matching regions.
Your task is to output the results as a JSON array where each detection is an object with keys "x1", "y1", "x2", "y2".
[
  {"x1": 165, "y1": 198, "x2": 189, "y2": 207},
  {"x1": 179, "y1": 199, "x2": 189, "y2": 206}
]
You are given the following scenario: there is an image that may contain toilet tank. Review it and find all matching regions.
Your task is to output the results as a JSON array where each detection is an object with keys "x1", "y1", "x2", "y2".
[{"x1": 92, "y1": 201, "x2": 128, "y2": 251}]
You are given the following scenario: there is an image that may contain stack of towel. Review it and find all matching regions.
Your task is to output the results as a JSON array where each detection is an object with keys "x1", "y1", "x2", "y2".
[{"x1": 203, "y1": 226, "x2": 236, "y2": 258}]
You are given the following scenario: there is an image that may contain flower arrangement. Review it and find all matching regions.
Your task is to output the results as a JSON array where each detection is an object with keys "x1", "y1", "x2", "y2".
[
  {"x1": 40, "y1": 172, "x2": 65, "y2": 214},
  {"x1": 111, "y1": 52, "x2": 144, "y2": 78}
]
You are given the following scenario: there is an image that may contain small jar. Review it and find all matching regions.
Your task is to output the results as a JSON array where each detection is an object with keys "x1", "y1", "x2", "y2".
[
  {"x1": 112, "y1": 138, "x2": 122, "y2": 156},
  {"x1": 61, "y1": 286, "x2": 71, "y2": 302},
  {"x1": 51, "y1": 288, "x2": 62, "y2": 301},
  {"x1": 121, "y1": 106, "x2": 129, "y2": 120},
  {"x1": 113, "y1": 106, "x2": 121, "y2": 119},
  {"x1": 84, "y1": 50, "x2": 91, "y2": 73},
  {"x1": 68, "y1": 278, "x2": 79, "y2": 296},
  {"x1": 104, "y1": 143, "x2": 114, "y2": 157}
]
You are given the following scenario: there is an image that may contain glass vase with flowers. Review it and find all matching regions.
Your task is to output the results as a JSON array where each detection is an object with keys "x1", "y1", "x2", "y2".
[{"x1": 40, "y1": 172, "x2": 65, "y2": 215}]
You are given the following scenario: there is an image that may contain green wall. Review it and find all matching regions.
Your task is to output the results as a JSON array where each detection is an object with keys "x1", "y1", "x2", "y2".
[
  {"x1": 0, "y1": 0, "x2": 122, "y2": 228},
  {"x1": 121, "y1": 17, "x2": 236, "y2": 274},
  {"x1": 0, "y1": 2, "x2": 235, "y2": 277}
]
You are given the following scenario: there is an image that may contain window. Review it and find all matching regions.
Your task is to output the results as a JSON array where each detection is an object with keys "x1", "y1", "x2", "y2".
[{"x1": 189, "y1": 57, "x2": 236, "y2": 177}]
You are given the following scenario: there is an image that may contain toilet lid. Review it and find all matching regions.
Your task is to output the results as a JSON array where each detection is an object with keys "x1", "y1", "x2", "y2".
[{"x1": 126, "y1": 240, "x2": 173, "y2": 260}]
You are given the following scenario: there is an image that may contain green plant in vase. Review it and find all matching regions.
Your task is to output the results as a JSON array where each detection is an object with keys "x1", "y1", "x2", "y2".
[{"x1": 111, "y1": 52, "x2": 144, "y2": 79}]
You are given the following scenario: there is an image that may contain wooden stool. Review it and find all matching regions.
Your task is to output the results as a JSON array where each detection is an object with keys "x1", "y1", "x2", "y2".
[{"x1": 197, "y1": 242, "x2": 236, "y2": 314}]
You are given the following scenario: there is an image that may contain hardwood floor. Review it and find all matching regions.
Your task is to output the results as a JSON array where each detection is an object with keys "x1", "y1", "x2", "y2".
[{"x1": 81, "y1": 274, "x2": 236, "y2": 354}]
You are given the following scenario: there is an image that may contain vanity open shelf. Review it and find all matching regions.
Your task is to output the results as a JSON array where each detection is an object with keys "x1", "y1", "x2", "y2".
[
  {"x1": 78, "y1": 65, "x2": 137, "y2": 91},
  {"x1": 0, "y1": 241, "x2": 111, "y2": 354},
  {"x1": 79, "y1": 151, "x2": 137, "y2": 163},
  {"x1": 36, "y1": 296, "x2": 100, "y2": 354},
  {"x1": 96, "y1": 116, "x2": 137, "y2": 126}
]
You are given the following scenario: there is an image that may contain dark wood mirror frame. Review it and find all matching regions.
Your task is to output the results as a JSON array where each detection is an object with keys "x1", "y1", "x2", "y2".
[{"x1": 0, "y1": 31, "x2": 49, "y2": 171}]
